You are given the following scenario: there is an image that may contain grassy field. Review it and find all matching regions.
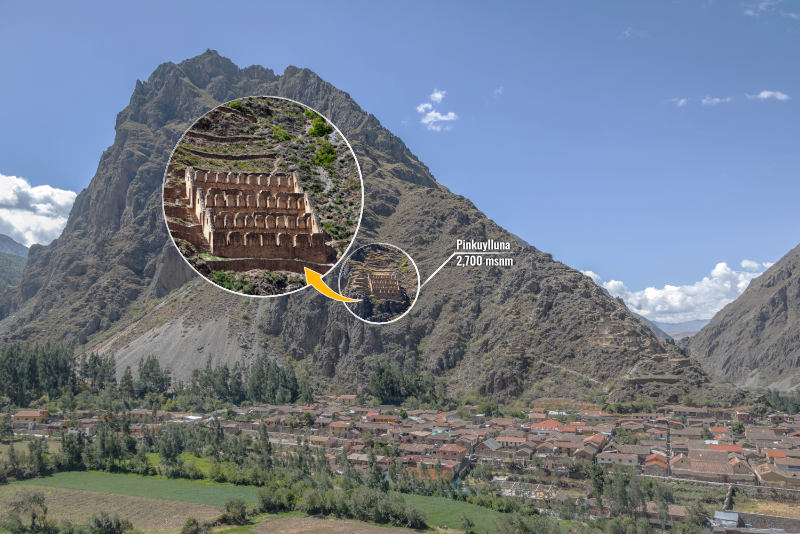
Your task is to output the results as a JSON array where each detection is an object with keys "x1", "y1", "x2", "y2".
[
  {"x1": 15, "y1": 471, "x2": 261, "y2": 506},
  {"x1": 734, "y1": 499, "x2": 800, "y2": 519},
  {"x1": 403, "y1": 494, "x2": 504, "y2": 533}
]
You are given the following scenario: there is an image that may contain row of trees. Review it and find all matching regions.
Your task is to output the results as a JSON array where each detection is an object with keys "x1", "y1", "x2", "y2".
[
  {"x1": 367, "y1": 361, "x2": 448, "y2": 407},
  {"x1": 0, "y1": 343, "x2": 318, "y2": 414},
  {"x1": 765, "y1": 389, "x2": 800, "y2": 414},
  {"x1": 0, "y1": 343, "x2": 463, "y2": 416}
]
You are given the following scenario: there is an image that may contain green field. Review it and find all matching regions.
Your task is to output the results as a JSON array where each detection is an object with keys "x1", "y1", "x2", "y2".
[
  {"x1": 403, "y1": 494, "x2": 505, "y2": 533},
  {"x1": 16, "y1": 471, "x2": 261, "y2": 507}
]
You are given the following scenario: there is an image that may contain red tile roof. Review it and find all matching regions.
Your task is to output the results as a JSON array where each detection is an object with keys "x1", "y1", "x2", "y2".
[{"x1": 709, "y1": 443, "x2": 742, "y2": 453}]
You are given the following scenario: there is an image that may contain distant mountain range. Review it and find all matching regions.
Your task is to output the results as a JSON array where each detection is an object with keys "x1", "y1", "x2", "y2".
[
  {"x1": 688, "y1": 243, "x2": 800, "y2": 391},
  {"x1": 0, "y1": 51, "x2": 750, "y2": 407},
  {"x1": 654, "y1": 319, "x2": 710, "y2": 340},
  {"x1": 0, "y1": 234, "x2": 27, "y2": 258},
  {"x1": 0, "y1": 234, "x2": 27, "y2": 293}
]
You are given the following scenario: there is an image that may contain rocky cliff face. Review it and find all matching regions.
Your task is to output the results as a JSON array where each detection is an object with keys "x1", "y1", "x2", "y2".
[
  {"x1": 0, "y1": 51, "x2": 746, "y2": 405},
  {"x1": 687, "y1": 243, "x2": 800, "y2": 390}
]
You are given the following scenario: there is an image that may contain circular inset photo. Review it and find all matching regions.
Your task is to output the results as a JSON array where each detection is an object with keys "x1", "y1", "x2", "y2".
[
  {"x1": 162, "y1": 96, "x2": 363, "y2": 296},
  {"x1": 338, "y1": 243, "x2": 420, "y2": 324}
]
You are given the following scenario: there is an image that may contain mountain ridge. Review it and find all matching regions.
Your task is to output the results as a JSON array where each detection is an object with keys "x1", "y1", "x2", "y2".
[
  {"x1": 688, "y1": 243, "x2": 800, "y2": 391},
  {"x1": 0, "y1": 234, "x2": 28, "y2": 258}
]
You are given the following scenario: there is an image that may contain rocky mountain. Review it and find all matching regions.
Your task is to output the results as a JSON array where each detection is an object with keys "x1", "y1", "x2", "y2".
[
  {"x1": 0, "y1": 51, "x2": 748, "y2": 406},
  {"x1": 0, "y1": 234, "x2": 27, "y2": 294},
  {"x1": 0, "y1": 252, "x2": 25, "y2": 293},
  {"x1": 687, "y1": 243, "x2": 800, "y2": 390},
  {"x1": 0, "y1": 234, "x2": 27, "y2": 257}
]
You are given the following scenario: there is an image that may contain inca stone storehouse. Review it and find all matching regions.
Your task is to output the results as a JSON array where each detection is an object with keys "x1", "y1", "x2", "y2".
[
  {"x1": 164, "y1": 164, "x2": 335, "y2": 272},
  {"x1": 362, "y1": 270, "x2": 402, "y2": 298}
]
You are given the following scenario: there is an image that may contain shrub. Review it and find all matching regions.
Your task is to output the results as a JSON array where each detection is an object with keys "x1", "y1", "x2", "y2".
[
  {"x1": 86, "y1": 512, "x2": 133, "y2": 534},
  {"x1": 270, "y1": 125, "x2": 291, "y2": 141},
  {"x1": 180, "y1": 518, "x2": 212, "y2": 534},
  {"x1": 313, "y1": 142, "x2": 337, "y2": 169},
  {"x1": 221, "y1": 499, "x2": 247, "y2": 525},
  {"x1": 309, "y1": 117, "x2": 333, "y2": 137},
  {"x1": 258, "y1": 485, "x2": 295, "y2": 513}
]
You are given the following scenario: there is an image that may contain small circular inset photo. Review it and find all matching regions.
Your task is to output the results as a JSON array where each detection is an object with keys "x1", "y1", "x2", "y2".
[
  {"x1": 338, "y1": 243, "x2": 420, "y2": 324},
  {"x1": 162, "y1": 96, "x2": 363, "y2": 296}
]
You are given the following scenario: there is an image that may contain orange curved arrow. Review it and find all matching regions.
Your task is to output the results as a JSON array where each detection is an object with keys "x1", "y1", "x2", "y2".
[{"x1": 304, "y1": 267, "x2": 361, "y2": 302}]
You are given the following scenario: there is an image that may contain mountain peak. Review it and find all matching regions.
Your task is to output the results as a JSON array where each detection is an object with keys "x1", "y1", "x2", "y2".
[{"x1": 688, "y1": 242, "x2": 800, "y2": 389}]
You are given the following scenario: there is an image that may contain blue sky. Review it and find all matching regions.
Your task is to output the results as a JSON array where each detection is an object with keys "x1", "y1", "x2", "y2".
[{"x1": 0, "y1": 1, "x2": 797, "y2": 322}]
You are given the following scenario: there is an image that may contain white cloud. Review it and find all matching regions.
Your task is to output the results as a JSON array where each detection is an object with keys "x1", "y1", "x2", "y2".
[
  {"x1": 416, "y1": 88, "x2": 458, "y2": 132},
  {"x1": 583, "y1": 260, "x2": 773, "y2": 323},
  {"x1": 740, "y1": 259, "x2": 763, "y2": 271},
  {"x1": 0, "y1": 173, "x2": 76, "y2": 246},
  {"x1": 621, "y1": 27, "x2": 646, "y2": 39},
  {"x1": 746, "y1": 90, "x2": 790, "y2": 101},
  {"x1": 702, "y1": 95, "x2": 734, "y2": 105},
  {"x1": 429, "y1": 89, "x2": 446, "y2": 103},
  {"x1": 744, "y1": 0, "x2": 781, "y2": 16},
  {"x1": 671, "y1": 97, "x2": 688, "y2": 108},
  {"x1": 420, "y1": 110, "x2": 458, "y2": 132}
]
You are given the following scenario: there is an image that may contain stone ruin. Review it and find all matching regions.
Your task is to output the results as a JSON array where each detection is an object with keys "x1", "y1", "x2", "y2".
[
  {"x1": 166, "y1": 166, "x2": 335, "y2": 269},
  {"x1": 349, "y1": 269, "x2": 402, "y2": 299}
]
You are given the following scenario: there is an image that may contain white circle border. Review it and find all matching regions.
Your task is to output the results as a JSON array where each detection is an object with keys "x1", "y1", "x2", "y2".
[
  {"x1": 336, "y1": 242, "x2": 421, "y2": 325},
  {"x1": 160, "y1": 95, "x2": 365, "y2": 299}
]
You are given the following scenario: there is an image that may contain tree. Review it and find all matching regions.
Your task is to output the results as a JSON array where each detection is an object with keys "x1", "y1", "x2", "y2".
[
  {"x1": 339, "y1": 447, "x2": 359, "y2": 489},
  {"x1": 180, "y1": 517, "x2": 212, "y2": 534},
  {"x1": 731, "y1": 421, "x2": 745, "y2": 435},
  {"x1": 94, "y1": 423, "x2": 125, "y2": 470},
  {"x1": 588, "y1": 463, "x2": 606, "y2": 501},
  {"x1": 136, "y1": 355, "x2": 171, "y2": 397},
  {"x1": 222, "y1": 499, "x2": 248, "y2": 525},
  {"x1": 119, "y1": 366, "x2": 135, "y2": 399},
  {"x1": 258, "y1": 423, "x2": 273, "y2": 470},
  {"x1": 87, "y1": 512, "x2": 133, "y2": 534},
  {"x1": 460, "y1": 513, "x2": 476, "y2": 534},
  {"x1": 7, "y1": 442, "x2": 19, "y2": 478},
  {"x1": 9, "y1": 490, "x2": 48, "y2": 531},
  {"x1": 687, "y1": 502, "x2": 709, "y2": 527},
  {"x1": 61, "y1": 432, "x2": 86, "y2": 470},
  {"x1": 28, "y1": 437, "x2": 48, "y2": 476},
  {"x1": 60, "y1": 388, "x2": 76, "y2": 416},
  {"x1": 0, "y1": 414, "x2": 12, "y2": 442},
  {"x1": 298, "y1": 377, "x2": 314, "y2": 404},
  {"x1": 368, "y1": 362, "x2": 405, "y2": 405},
  {"x1": 366, "y1": 449, "x2": 386, "y2": 491}
]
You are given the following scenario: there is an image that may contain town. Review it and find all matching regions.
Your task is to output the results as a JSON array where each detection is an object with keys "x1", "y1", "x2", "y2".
[{"x1": 8, "y1": 395, "x2": 800, "y2": 532}]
